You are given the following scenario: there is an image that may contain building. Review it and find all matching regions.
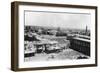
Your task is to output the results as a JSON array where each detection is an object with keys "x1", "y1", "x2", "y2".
[{"x1": 69, "y1": 35, "x2": 90, "y2": 56}]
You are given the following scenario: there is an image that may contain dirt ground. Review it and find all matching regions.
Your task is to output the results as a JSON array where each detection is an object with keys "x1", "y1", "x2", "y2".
[{"x1": 24, "y1": 48, "x2": 89, "y2": 62}]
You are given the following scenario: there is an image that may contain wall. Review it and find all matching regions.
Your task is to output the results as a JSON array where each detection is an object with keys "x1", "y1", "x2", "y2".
[{"x1": 0, "y1": 0, "x2": 99, "y2": 73}]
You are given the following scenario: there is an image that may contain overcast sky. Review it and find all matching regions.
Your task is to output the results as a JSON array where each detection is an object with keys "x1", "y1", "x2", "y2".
[{"x1": 25, "y1": 11, "x2": 91, "y2": 30}]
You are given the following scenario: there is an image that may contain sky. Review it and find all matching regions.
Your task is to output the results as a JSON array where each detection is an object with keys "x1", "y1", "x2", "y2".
[{"x1": 25, "y1": 11, "x2": 91, "y2": 30}]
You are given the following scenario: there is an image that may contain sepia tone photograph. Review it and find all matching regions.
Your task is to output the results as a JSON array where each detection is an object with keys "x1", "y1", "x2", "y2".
[{"x1": 24, "y1": 11, "x2": 90, "y2": 62}]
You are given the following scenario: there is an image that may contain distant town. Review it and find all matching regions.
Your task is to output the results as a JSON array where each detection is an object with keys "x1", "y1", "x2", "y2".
[{"x1": 24, "y1": 25, "x2": 90, "y2": 62}]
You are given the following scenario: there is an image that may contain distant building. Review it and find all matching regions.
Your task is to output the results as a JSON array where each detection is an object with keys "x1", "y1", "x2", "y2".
[
  {"x1": 86, "y1": 25, "x2": 88, "y2": 34},
  {"x1": 79, "y1": 25, "x2": 90, "y2": 36}
]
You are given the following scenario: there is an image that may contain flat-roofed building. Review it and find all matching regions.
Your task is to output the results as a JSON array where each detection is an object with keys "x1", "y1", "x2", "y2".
[{"x1": 69, "y1": 35, "x2": 90, "y2": 56}]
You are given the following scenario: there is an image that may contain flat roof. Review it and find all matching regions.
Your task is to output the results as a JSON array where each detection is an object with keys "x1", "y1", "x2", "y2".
[
  {"x1": 76, "y1": 34, "x2": 90, "y2": 39},
  {"x1": 73, "y1": 37, "x2": 90, "y2": 42}
]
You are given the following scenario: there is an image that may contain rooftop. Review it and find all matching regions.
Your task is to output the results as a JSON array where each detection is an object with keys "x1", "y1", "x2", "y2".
[{"x1": 73, "y1": 37, "x2": 90, "y2": 42}]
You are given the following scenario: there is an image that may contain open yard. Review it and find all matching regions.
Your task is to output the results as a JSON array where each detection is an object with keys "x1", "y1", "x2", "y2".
[{"x1": 24, "y1": 48, "x2": 89, "y2": 62}]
